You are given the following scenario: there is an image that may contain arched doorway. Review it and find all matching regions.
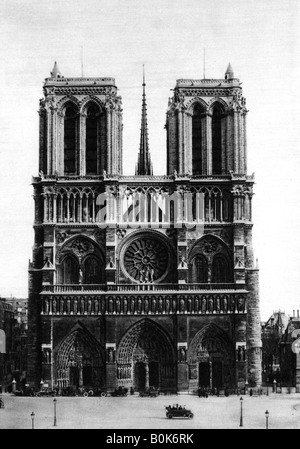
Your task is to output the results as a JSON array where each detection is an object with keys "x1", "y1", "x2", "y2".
[
  {"x1": 188, "y1": 323, "x2": 235, "y2": 392},
  {"x1": 117, "y1": 319, "x2": 176, "y2": 393},
  {"x1": 55, "y1": 323, "x2": 105, "y2": 393}
]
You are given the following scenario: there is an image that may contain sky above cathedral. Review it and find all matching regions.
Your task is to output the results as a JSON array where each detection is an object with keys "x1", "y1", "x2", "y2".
[{"x1": 0, "y1": 0, "x2": 299, "y2": 320}]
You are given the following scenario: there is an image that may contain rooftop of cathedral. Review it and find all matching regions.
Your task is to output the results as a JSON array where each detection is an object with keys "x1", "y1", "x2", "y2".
[
  {"x1": 44, "y1": 61, "x2": 116, "y2": 87},
  {"x1": 175, "y1": 63, "x2": 241, "y2": 88}
]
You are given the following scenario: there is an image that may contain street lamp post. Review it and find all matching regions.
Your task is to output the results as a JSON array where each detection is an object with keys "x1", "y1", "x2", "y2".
[
  {"x1": 53, "y1": 398, "x2": 57, "y2": 426},
  {"x1": 31, "y1": 412, "x2": 35, "y2": 429},
  {"x1": 239, "y1": 396, "x2": 243, "y2": 427},
  {"x1": 265, "y1": 410, "x2": 269, "y2": 429}
]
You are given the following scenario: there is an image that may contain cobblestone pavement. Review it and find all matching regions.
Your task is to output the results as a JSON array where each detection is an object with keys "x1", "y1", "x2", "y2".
[{"x1": 0, "y1": 393, "x2": 299, "y2": 429}]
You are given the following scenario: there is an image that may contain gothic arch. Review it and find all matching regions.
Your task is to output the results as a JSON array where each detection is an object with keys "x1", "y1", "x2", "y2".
[
  {"x1": 209, "y1": 100, "x2": 228, "y2": 175},
  {"x1": 188, "y1": 234, "x2": 233, "y2": 283},
  {"x1": 187, "y1": 322, "x2": 236, "y2": 388},
  {"x1": 56, "y1": 234, "x2": 105, "y2": 284},
  {"x1": 188, "y1": 233, "x2": 230, "y2": 261},
  {"x1": 187, "y1": 323, "x2": 235, "y2": 364},
  {"x1": 186, "y1": 97, "x2": 208, "y2": 114},
  {"x1": 80, "y1": 96, "x2": 106, "y2": 115},
  {"x1": 55, "y1": 322, "x2": 105, "y2": 390},
  {"x1": 116, "y1": 318, "x2": 176, "y2": 391},
  {"x1": 57, "y1": 96, "x2": 80, "y2": 113},
  {"x1": 207, "y1": 98, "x2": 229, "y2": 114}
]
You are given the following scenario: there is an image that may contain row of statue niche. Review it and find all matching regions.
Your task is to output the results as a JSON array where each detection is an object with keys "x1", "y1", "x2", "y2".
[
  {"x1": 44, "y1": 297, "x2": 102, "y2": 315},
  {"x1": 107, "y1": 296, "x2": 166, "y2": 314},
  {"x1": 44, "y1": 295, "x2": 245, "y2": 315},
  {"x1": 117, "y1": 365, "x2": 131, "y2": 379}
]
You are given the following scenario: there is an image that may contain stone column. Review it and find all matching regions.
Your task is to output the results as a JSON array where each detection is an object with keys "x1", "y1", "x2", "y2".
[
  {"x1": 233, "y1": 109, "x2": 239, "y2": 173},
  {"x1": 206, "y1": 112, "x2": 212, "y2": 175},
  {"x1": 79, "y1": 113, "x2": 86, "y2": 176},
  {"x1": 178, "y1": 108, "x2": 184, "y2": 174},
  {"x1": 106, "y1": 108, "x2": 112, "y2": 174},
  {"x1": 246, "y1": 267, "x2": 262, "y2": 387}
]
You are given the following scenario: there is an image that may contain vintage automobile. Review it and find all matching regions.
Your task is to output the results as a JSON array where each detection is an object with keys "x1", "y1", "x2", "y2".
[
  {"x1": 36, "y1": 388, "x2": 56, "y2": 397},
  {"x1": 14, "y1": 387, "x2": 37, "y2": 397},
  {"x1": 111, "y1": 386, "x2": 128, "y2": 397},
  {"x1": 165, "y1": 404, "x2": 194, "y2": 419},
  {"x1": 82, "y1": 388, "x2": 107, "y2": 397},
  {"x1": 139, "y1": 386, "x2": 160, "y2": 397}
]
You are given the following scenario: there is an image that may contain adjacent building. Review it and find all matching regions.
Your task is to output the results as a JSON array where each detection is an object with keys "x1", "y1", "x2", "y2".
[
  {"x1": 0, "y1": 297, "x2": 28, "y2": 391},
  {"x1": 261, "y1": 310, "x2": 288, "y2": 384},
  {"x1": 280, "y1": 309, "x2": 300, "y2": 391}
]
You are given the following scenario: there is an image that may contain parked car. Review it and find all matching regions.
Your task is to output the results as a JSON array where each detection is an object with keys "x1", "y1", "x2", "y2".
[
  {"x1": 111, "y1": 386, "x2": 128, "y2": 397},
  {"x1": 165, "y1": 404, "x2": 194, "y2": 419},
  {"x1": 14, "y1": 387, "x2": 36, "y2": 397},
  {"x1": 36, "y1": 388, "x2": 56, "y2": 397},
  {"x1": 82, "y1": 388, "x2": 107, "y2": 397},
  {"x1": 61, "y1": 386, "x2": 77, "y2": 396},
  {"x1": 139, "y1": 386, "x2": 160, "y2": 397}
]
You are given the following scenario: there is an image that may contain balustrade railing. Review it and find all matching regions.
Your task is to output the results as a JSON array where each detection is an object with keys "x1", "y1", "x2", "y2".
[{"x1": 42, "y1": 282, "x2": 245, "y2": 293}]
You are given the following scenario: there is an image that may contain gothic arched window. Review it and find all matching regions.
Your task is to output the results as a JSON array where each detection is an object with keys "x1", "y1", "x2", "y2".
[
  {"x1": 211, "y1": 106, "x2": 222, "y2": 175},
  {"x1": 64, "y1": 105, "x2": 77, "y2": 174},
  {"x1": 212, "y1": 254, "x2": 231, "y2": 283},
  {"x1": 60, "y1": 255, "x2": 79, "y2": 284},
  {"x1": 191, "y1": 255, "x2": 208, "y2": 283},
  {"x1": 83, "y1": 256, "x2": 102, "y2": 284},
  {"x1": 192, "y1": 104, "x2": 204, "y2": 175},
  {"x1": 86, "y1": 104, "x2": 100, "y2": 175}
]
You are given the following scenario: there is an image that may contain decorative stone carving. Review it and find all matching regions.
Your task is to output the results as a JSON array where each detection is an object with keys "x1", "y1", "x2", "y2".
[{"x1": 123, "y1": 237, "x2": 169, "y2": 283}]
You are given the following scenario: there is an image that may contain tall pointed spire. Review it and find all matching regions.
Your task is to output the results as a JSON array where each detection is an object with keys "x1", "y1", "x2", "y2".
[{"x1": 135, "y1": 65, "x2": 153, "y2": 176}]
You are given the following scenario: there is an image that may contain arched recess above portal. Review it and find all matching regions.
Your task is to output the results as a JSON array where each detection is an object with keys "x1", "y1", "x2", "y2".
[
  {"x1": 187, "y1": 322, "x2": 235, "y2": 364},
  {"x1": 54, "y1": 321, "x2": 104, "y2": 365},
  {"x1": 116, "y1": 317, "x2": 176, "y2": 364}
]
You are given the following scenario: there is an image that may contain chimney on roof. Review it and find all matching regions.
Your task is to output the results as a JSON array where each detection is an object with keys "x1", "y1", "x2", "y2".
[{"x1": 298, "y1": 310, "x2": 299, "y2": 318}]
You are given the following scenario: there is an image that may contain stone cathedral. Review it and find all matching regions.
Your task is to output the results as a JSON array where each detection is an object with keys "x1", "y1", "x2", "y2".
[{"x1": 27, "y1": 62, "x2": 262, "y2": 394}]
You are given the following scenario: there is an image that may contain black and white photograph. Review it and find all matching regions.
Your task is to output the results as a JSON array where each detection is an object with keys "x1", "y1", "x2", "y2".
[{"x1": 0, "y1": 0, "x2": 299, "y2": 434}]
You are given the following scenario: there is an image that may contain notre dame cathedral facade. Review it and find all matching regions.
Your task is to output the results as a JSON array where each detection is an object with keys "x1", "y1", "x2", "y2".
[{"x1": 27, "y1": 62, "x2": 262, "y2": 394}]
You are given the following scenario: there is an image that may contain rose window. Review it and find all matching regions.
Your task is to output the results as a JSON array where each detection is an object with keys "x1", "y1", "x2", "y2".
[{"x1": 123, "y1": 237, "x2": 169, "y2": 283}]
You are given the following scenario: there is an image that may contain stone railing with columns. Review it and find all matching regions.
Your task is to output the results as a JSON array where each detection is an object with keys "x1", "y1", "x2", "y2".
[{"x1": 41, "y1": 282, "x2": 245, "y2": 294}]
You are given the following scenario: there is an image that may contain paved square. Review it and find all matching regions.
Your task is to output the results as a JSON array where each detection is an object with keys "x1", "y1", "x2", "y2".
[{"x1": 0, "y1": 393, "x2": 299, "y2": 429}]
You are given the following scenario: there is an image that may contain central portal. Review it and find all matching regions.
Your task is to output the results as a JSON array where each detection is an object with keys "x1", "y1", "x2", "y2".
[{"x1": 117, "y1": 319, "x2": 176, "y2": 393}]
